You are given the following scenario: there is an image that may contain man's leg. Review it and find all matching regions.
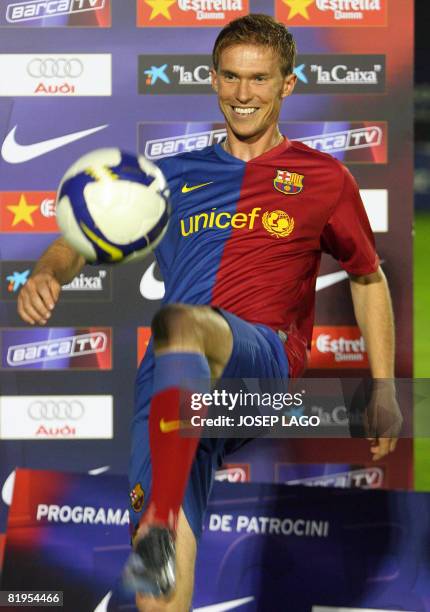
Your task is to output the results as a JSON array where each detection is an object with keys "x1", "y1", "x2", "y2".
[
  {"x1": 152, "y1": 303, "x2": 232, "y2": 375},
  {"x1": 135, "y1": 507, "x2": 196, "y2": 612},
  {"x1": 141, "y1": 304, "x2": 232, "y2": 530},
  {"x1": 127, "y1": 305, "x2": 289, "y2": 603},
  {"x1": 125, "y1": 304, "x2": 232, "y2": 595}
]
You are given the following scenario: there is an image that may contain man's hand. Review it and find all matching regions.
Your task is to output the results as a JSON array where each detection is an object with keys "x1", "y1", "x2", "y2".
[
  {"x1": 364, "y1": 380, "x2": 403, "y2": 461},
  {"x1": 17, "y1": 237, "x2": 85, "y2": 325},
  {"x1": 349, "y1": 267, "x2": 399, "y2": 460},
  {"x1": 17, "y1": 271, "x2": 61, "y2": 326}
]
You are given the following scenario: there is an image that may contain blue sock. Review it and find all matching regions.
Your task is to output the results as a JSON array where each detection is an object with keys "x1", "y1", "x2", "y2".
[{"x1": 152, "y1": 352, "x2": 210, "y2": 395}]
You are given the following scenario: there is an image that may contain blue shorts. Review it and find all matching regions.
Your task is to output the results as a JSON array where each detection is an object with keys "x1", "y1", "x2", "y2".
[{"x1": 128, "y1": 308, "x2": 289, "y2": 540}]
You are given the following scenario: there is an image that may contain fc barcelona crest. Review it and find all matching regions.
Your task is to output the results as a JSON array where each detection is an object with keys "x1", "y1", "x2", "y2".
[
  {"x1": 130, "y1": 482, "x2": 145, "y2": 512},
  {"x1": 274, "y1": 169, "x2": 304, "y2": 195}
]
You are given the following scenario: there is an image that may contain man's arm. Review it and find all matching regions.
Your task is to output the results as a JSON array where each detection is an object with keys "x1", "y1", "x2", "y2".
[
  {"x1": 349, "y1": 266, "x2": 394, "y2": 378},
  {"x1": 349, "y1": 265, "x2": 401, "y2": 459},
  {"x1": 17, "y1": 237, "x2": 85, "y2": 326}
]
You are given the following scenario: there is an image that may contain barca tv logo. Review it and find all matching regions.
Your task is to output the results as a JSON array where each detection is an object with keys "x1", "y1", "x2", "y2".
[
  {"x1": 275, "y1": 0, "x2": 387, "y2": 27},
  {"x1": 137, "y1": 0, "x2": 249, "y2": 27},
  {"x1": 275, "y1": 463, "x2": 384, "y2": 489},
  {"x1": 0, "y1": 192, "x2": 58, "y2": 233},
  {"x1": 139, "y1": 122, "x2": 227, "y2": 160},
  {"x1": 273, "y1": 169, "x2": 304, "y2": 195},
  {"x1": 1, "y1": 327, "x2": 112, "y2": 370},
  {"x1": 1, "y1": 0, "x2": 111, "y2": 27},
  {"x1": 284, "y1": 121, "x2": 387, "y2": 163}
]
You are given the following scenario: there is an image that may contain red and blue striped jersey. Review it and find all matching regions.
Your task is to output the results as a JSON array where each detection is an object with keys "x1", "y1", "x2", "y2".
[{"x1": 156, "y1": 137, "x2": 378, "y2": 376}]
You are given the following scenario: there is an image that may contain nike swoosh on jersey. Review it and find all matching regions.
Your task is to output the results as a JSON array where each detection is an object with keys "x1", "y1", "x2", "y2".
[
  {"x1": 140, "y1": 261, "x2": 165, "y2": 300},
  {"x1": 181, "y1": 181, "x2": 213, "y2": 193},
  {"x1": 315, "y1": 270, "x2": 348, "y2": 291},
  {"x1": 159, "y1": 418, "x2": 191, "y2": 433},
  {"x1": 1, "y1": 124, "x2": 108, "y2": 164},
  {"x1": 194, "y1": 596, "x2": 255, "y2": 611}
]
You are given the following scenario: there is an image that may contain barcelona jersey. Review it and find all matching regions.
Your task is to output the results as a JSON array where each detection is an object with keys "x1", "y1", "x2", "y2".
[{"x1": 155, "y1": 137, "x2": 378, "y2": 376}]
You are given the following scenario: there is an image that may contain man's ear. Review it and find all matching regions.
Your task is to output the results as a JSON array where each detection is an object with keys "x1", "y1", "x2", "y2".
[
  {"x1": 210, "y1": 68, "x2": 219, "y2": 93},
  {"x1": 281, "y1": 73, "x2": 297, "y2": 98}
]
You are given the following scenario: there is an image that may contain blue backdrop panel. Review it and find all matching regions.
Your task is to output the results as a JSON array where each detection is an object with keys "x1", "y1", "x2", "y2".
[{"x1": 1, "y1": 470, "x2": 429, "y2": 611}]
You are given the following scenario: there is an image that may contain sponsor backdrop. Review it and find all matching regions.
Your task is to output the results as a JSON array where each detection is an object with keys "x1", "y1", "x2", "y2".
[
  {"x1": 2, "y1": 470, "x2": 430, "y2": 611},
  {"x1": 0, "y1": 0, "x2": 414, "y2": 605}
]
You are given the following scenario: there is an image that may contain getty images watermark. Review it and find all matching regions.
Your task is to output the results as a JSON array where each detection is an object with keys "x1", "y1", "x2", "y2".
[
  {"x1": 189, "y1": 389, "x2": 321, "y2": 430},
  {"x1": 176, "y1": 378, "x2": 412, "y2": 439}
]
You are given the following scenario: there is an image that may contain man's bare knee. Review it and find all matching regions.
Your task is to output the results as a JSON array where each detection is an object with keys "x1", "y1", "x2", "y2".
[
  {"x1": 135, "y1": 508, "x2": 196, "y2": 612},
  {"x1": 152, "y1": 304, "x2": 204, "y2": 352}
]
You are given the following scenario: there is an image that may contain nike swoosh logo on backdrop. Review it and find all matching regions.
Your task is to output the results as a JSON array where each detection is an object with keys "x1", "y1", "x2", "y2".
[
  {"x1": 194, "y1": 596, "x2": 255, "y2": 611},
  {"x1": 1, "y1": 470, "x2": 16, "y2": 506},
  {"x1": 140, "y1": 261, "x2": 165, "y2": 300},
  {"x1": 93, "y1": 591, "x2": 112, "y2": 612},
  {"x1": 182, "y1": 181, "x2": 213, "y2": 193},
  {"x1": 88, "y1": 466, "x2": 110, "y2": 476},
  {"x1": 315, "y1": 270, "x2": 348, "y2": 291},
  {"x1": 1, "y1": 124, "x2": 108, "y2": 163}
]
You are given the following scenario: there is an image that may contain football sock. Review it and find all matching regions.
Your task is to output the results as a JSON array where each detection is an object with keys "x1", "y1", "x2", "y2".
[{"x1": 141, "y1": 352, "x2": 210, "y2": 533}]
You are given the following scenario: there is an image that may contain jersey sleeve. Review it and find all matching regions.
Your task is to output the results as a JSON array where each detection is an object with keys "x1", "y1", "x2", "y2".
[
  {"x1": 155, "y1": 156, "x2": 183, "y2": 199},
  {"x1": 152, "y1": 155, "x2": 184, "y2": 272},
  {"x1": 321, "y1": 165, "x2": 379, "y2": 275}
]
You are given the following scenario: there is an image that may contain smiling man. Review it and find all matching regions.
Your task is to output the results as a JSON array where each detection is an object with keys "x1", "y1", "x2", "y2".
[
  {"x1": 17, "y1": 14, "x2": 399, "y2": 612},
  {"x1": 211, "y1": 40, "x2": 295, "y2": 159}
]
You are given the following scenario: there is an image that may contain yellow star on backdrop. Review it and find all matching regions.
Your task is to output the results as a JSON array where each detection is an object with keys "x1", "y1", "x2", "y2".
[
  {"x1": 283, "y1": 0, "x2": 314, "y2": 19},
  {"x1": 7, "y1": 194, "x2": 38, "y2": 226},
  {"x1": 144, "y1": 0, "x2": 176, "y2": 20}
]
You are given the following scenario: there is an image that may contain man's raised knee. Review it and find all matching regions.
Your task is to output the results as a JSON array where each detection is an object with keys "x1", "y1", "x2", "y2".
[{"x1": 152, "y1": 304, "x2": 203, "y2": 351}]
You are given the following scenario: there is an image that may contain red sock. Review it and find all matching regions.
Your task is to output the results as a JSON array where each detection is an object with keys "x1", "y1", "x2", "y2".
[{"x1": 140, "y1": 388, "x2": 202, "y2": 533}]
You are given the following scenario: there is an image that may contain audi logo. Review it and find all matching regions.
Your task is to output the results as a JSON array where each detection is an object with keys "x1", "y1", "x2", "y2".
[
  {"x1": 27, "y1": 58, "x2": 84, "y2": 78},
  {"x1": 28, "y1": 400, "x2": 85, "y2": 420}
]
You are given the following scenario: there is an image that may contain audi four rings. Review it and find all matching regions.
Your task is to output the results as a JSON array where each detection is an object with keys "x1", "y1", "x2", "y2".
[
  {"x1": 27, "y1": 58, "x2": 84, "y2": 78},
  {"x1": 27, "y1": 400, "x2": 85, "y2": 420}
]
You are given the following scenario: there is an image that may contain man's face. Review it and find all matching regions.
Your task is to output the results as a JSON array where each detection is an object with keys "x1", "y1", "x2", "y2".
[{"x1": 211, "y1": 44, "x2": 296, "y2": 141}]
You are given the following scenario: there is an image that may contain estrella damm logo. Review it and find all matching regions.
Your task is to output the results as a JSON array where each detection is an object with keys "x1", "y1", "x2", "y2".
[
  {"x1": 262, "y1": 210, "x2": 295, "y2": 238},
  {"x1": 273, "y1": 169, "x2": 304, "y2": 195},
  {"x1": 180, "y1": 207, "x2": 295, "y2": 239}
]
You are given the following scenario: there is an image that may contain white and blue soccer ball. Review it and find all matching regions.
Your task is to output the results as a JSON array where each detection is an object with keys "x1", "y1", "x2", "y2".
[{"x1": 56, "y1": 148, "x2": 170, "y2": 264}]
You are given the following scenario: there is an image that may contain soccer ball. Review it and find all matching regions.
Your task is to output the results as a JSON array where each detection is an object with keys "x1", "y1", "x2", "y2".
[{"x1": 56, "y1": 148, "x2": 170, "y2": 264}]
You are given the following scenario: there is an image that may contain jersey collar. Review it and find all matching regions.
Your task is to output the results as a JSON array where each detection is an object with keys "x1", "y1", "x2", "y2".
[{"x1": 214, "y1": 136, "x2": 291, "y2": 164}]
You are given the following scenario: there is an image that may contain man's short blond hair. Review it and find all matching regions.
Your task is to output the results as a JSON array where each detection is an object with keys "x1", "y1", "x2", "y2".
[{"x1": 212, "y1": 14, "x2": 297, "y2": 77}]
